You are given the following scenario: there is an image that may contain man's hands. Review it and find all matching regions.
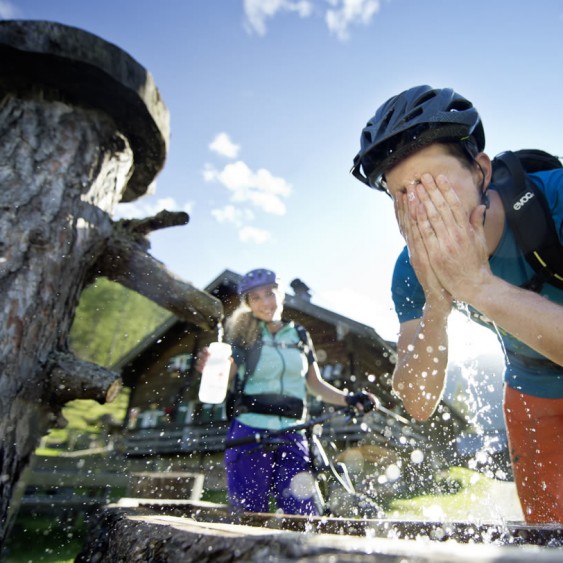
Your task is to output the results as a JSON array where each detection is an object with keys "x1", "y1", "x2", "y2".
[
  {"x1": 396, "y1": 179, "x2": 452, "y2": 310},
  {"x1": 399, "y1": 172, "x2": 491, "y2": 306}
]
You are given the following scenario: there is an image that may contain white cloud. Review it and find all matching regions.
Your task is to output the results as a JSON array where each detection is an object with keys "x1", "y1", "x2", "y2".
[
  {"x1": 211, "y1": 205, "x2": 270, "y2": 245},
  {"x1": 211, "y1": 204, "x2": 255, "y2": 225},
  {"x1": 209, "y1": 132, "x2": 240, "y2": 159},
  {"x1": 326, "y1": 0, "x2": 380, "y2": 41},
  {"x1": 239, "y1": 225, "x2": 272, "y2": 244},
  {"x1": 243, "y1": 0, "x2": 381, "y2": 39},
  {"x1": 244, "y1": 0, "x2": 314, "y2": 35},
  {"x1": 0, "y1": 1, "x2": 18, "y2": 19},
  {"x1": 204, "y1": 134, "x2": 291, "y2": 244},
  {"x1": 204, "y1": 160, "x2": 291, "y2": 216},
  {"x1": 115, "y1": 197, "x2": 194, "y2": 220}
]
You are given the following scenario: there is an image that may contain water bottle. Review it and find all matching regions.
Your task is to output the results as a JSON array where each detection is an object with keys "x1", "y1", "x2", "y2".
[{"x1": 198, "y1": 342, "x2": 232, "y2": 404}]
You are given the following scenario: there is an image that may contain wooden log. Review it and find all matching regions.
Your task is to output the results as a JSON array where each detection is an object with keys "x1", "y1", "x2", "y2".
[
  {"x1": 0, "y1": 19, "x2": 221, "y2": 547},
  {"x1": 0, "y1": 19, "x2": 169, "y2": 202},
  {"x1": 48, "y1": 351, "x2": 123, "y2": 404},
  {"x1": 76, "y1": 505, "x2": 563, "y2": 562},
  {"x1": 97, "y1": 229, "x2": 223, "y2": 329}
]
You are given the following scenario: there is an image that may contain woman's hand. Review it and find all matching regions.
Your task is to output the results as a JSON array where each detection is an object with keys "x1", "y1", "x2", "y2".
[
  {"x1": 345, "y1": 390, "x2": 380, "y2": 413},
  {"x1": 194, "y1": 347, "x2": 210, "y2": 374}
]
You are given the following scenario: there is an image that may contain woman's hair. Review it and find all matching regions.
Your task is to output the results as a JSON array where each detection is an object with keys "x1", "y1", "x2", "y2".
[{"x1": 224, "y1": 299, "x2": 261, "y2": 347}]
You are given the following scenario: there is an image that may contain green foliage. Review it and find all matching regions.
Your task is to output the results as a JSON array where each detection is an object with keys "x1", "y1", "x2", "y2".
[
  {"x1": 69, "y1": 277, "x2": 171, "y2": 368},
  {"x1": 387, "y1": 467, "x2": 513, "y2": 520},
  {"x1": 44, "y1": 278, "x2": 171, "y2": 452},
  {"x1": 3, "y1": 514, "x2": 87, "y2": 562},
  {"x1": 40, "y1": 389, "x2": 130, "y2": 452}
]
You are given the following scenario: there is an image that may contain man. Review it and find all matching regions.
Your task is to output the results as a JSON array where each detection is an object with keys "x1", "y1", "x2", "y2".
[{"x1": 351, "y1": 85, "x2": 563, "y2": 523}]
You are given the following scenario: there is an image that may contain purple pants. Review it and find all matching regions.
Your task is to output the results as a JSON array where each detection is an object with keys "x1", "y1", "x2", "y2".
[{"x1": 225, "y1": 419, "x2": 320, "y2": 515}]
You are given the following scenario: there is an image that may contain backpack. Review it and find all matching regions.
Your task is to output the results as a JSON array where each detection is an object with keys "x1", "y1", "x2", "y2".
[
  {"x1": 491, "y1": 149, "x2": 563, "y2": 291},
  {"x1": 226, "y1": 323, "x2": 311, "y2": 420}
]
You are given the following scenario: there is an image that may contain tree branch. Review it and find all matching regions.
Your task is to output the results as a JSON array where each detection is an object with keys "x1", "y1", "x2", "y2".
[
  {"x1": 118, "y1": 209, "x2": 189, "y2": 236},
  {"x1": 97, "y1": 223, "x2": 224, "y2": 330},
  {"x1": 49, "y1": 351, "x2": 123, "y2": 404},
  {"x1": 113, "y1": 210, "x2": 189, "y2": 251}
]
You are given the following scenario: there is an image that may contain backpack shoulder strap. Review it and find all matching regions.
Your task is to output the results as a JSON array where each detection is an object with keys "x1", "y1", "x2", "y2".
[
  {"x1": 232, "y1": 337, "x2": 263, "y2": 395},
  {"x1": 294, "y1": 323, "x2": 309, "y2": 349},
  {"x1": 294, "y1": 323, "x2": 317, "y2": 362},
  {"x1": 492, "y1": 150, "x2": 563, "y2": 291}
]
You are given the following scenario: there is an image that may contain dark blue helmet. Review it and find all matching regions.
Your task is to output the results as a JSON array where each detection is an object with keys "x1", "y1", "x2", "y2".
[
  {"x1": 351, "y1": 85, "x2": 485, "y2": 192},
  {"x1": 238, "y1": 268, "x2": 278, "y2": 295}
]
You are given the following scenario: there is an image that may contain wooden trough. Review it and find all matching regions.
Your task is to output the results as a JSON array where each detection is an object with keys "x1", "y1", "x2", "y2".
[{"x1": 76, "y1": 499, "x2": 563, "y2": 562}]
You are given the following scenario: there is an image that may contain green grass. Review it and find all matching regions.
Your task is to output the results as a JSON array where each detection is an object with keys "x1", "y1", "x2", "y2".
[
  {"x1": 3, "y1": 467, "x2": 518, "y2": 561},
  {"x1": 2, "y1": 514, "x2": 87, "y2": 563},
  {"x1": 38, "y1": 390, "x2": 129, "y2": 454},
  {"x1": 386, "y1": 466, "x2": 516, "y2": 521}
]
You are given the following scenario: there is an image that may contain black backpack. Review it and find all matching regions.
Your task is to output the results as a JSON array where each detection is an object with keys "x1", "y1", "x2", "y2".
[{"x1": 491, "y1": 149, "x2": 563, "y2": 291}]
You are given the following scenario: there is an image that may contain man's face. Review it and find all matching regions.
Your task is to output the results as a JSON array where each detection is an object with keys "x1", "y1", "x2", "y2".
[{"x1": 384, "y1": 143, "x2": 480, "y2": 219}]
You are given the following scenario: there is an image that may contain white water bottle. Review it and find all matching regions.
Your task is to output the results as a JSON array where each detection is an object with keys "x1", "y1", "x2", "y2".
[{"x1": 198, "y1": 342, "x2": 232, "y2": 404}]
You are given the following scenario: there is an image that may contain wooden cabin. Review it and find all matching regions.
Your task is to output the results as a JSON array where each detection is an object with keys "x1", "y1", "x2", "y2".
[{"x1": 115, "y1": 269, "x2": 466, "y2": 495}]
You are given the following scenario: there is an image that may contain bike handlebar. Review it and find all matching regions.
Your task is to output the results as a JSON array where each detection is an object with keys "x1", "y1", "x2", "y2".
[
  {"x1": 225, "y1": 406, "x2": 355, "y2": 449},
  {"x1": 224, "y1": 398, "x2": 412, "y2": 449}
]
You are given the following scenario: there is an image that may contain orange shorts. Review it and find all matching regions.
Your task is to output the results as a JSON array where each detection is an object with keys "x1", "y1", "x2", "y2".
[{"x1": 504, "y1": 385, "x2": 563, "y2": 524}]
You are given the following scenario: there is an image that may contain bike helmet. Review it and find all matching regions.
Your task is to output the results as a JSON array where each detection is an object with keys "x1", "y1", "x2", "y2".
[
  {"x1": 351, "y1": 85, "x2": 485, "y2": 192},
  {"x1": 237, "y1": 268, "x2": 278, "y2": 295}
]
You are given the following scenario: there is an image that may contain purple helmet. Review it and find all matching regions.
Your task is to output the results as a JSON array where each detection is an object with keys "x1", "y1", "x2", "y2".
[{"x1": 238, "y1": 268, "x2": 278, "y2": 295}]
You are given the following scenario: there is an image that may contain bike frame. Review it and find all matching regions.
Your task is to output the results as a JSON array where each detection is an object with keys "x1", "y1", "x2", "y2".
[{"x1": 225, "y1": 406, "x2": 367, "y2": 515}]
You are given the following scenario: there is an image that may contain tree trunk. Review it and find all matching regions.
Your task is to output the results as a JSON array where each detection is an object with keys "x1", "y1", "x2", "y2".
[
  {"x1": 0, "y1": 97, "x2": 131, "y2": 542},
  {"x1": 0, "y1": 20, "x2": 223, "y2": 546}
]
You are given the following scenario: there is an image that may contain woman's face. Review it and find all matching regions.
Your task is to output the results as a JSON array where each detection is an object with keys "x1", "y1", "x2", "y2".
[{"x1": 245, "y1": 284, "x2": 284, "y2": 322}]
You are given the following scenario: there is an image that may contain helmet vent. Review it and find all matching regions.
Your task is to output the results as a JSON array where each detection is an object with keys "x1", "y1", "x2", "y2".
[
  {"x1": 378, "y1": 108, "x2": 395, "y2": 133},
  {"x1": 448, "y1": 99, "x2": 471, "y2": 112},
  {"x1": 403, "y1": 107, "x2": 423, "y2": 123},
  {"x1": 414, "y1": 90, "x2": 437, "y2": 105}
]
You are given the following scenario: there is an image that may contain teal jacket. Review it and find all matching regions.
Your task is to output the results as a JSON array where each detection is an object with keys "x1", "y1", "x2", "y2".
[{"x1": 233, "y1": 321, "x2": 316, "y2": 430}]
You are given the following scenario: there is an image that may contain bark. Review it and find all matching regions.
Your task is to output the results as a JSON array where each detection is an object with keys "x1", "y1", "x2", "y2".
[
  {"x1": 97, "y1": 218, "x2": 223, "y2": 330},
  {"x1": 0, "y1": 20, "x2": 223, "y2": 547},
  {"x1": 0, "y1": 96, "x2": 220, "y2": 546},
  {"x1": 77, "y1": 506, "x2": 563, "y2": 563},
  {"x1": 0, "y1": 98, "x2": 130, "y2": 544}
]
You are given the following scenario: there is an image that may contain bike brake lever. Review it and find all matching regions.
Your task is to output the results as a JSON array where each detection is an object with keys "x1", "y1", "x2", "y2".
[{"x1": 342, "y1": 406, "x2": 360, "y2": 421}]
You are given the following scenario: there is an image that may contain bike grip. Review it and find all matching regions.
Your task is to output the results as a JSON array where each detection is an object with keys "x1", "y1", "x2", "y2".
[
  {"x1": 346, "y1": 390, "x2": 375, "y2": 413},
  {"x1": 225, "y1": 432, "x2": 264, "y2": 448}
]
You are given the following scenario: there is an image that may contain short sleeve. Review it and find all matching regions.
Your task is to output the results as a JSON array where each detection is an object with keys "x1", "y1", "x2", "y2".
[{"x1": 391, "y1": 245, "x2": 425, "y2": 323}]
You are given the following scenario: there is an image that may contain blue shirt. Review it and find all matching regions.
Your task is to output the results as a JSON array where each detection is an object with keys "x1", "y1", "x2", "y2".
[{"x1": 391, "y1": 169, "x2": 563, "y2": 398}]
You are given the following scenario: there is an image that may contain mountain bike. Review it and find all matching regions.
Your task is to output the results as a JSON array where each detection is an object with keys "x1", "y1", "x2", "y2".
[{"x1": 225, "y1": 406, "x2": 385, "y2": 518}]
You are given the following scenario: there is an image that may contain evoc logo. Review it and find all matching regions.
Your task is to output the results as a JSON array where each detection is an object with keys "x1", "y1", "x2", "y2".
[{"x1": 513, "y1": 191, "x2": 535, "y2": 211}]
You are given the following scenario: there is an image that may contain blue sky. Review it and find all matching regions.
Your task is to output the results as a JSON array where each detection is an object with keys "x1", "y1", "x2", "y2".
[{"x1": 3, "y1": 0, "x2": 563, "y2": 354}]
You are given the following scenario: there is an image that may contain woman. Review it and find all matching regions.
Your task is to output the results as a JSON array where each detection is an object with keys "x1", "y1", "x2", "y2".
[{"x1": 197, "y1": 268, "x2": 377, "y2": 515}]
